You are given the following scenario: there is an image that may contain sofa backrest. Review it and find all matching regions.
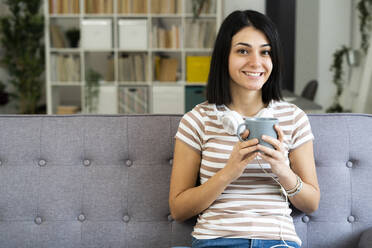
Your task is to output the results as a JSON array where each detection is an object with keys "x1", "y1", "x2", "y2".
[{"x1": 0, "y1": 114, "x2": 371, "y2": 248}]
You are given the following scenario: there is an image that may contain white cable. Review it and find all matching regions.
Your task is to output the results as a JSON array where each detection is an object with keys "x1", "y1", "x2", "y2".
[{"x1": 255, "y1": 156, "x2": 295, "y2": 248}]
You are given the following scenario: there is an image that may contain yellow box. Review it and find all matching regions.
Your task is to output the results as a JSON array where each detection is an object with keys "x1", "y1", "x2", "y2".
[{"x1": 186, "y1": 56, "x2": 211, "y2": 83}]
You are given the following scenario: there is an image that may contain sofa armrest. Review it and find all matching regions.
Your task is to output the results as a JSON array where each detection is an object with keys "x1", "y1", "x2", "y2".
[{"x1": 359, "y1": 227, "x2": 372, "y2": 248}]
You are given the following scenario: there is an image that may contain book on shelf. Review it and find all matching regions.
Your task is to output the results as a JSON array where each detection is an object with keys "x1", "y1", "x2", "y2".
[
  {"x1": 186, "y1": 56, "x2": 211, "y2": 83},
  {"x1": 50, "y1": 25, "x2": 67, "y2": 48},
  {"x1": 185, "y1": 20, "x2": 215, "y2": 48},
  {"x1": 151, "y1": 0, "x2": 181, "y2": 14},
  {"x1": 105, "y1": 54, "x2": 115, "y2": 81},
  {"x1": 57, "y1": 105, "x2": 79, "y2": 114},
  {"x1": 152, "y1": 25, "x2": 180, "y2": 49},
  {"x1": 118, "y1": 0, "x2": 147, "y2": 14},
  {"x1": 49, "y1": 0, "x2": 80, "y2": 14},
  {"x1": 154, "y1": 56, "x2": 178, "y2": 82},
  {"x1": 50, "y1": 54, "x2": 81, "y2": 82},
  {"x1": 85, "y1": 0, "x2": 113, "y2": 14},
  {"x1": 118, "y1": 53, "x2": 148, "y2": 82}
]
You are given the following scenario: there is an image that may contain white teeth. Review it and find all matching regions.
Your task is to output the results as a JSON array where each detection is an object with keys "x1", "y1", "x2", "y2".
[{"x1": 243, "y1": 72, "x2": 261, "y2": 77}]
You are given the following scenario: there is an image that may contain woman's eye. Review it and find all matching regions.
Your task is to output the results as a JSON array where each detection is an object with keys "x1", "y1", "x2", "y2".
[
  {"x1": 237, "y1": 49, "x2": 248, "y2": 54},
  {"x1": 262, "y1": 50, "x2": 271, "y2": 56}
]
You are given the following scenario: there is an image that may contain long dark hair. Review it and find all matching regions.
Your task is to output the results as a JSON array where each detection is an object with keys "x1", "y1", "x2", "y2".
[{"x1": 206, "y1": 10, "x2": 283, "y2": 105}]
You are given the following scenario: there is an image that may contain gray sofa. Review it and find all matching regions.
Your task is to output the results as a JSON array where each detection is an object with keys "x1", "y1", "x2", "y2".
[{"x1": 0, "y1": 114, "x2": 371, "y2": 248}]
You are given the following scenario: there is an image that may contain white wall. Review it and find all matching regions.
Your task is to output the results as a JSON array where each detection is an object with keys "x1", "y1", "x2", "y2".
[
  {"x1": 224, "y1": 0, "x2": 265, "y2": 17},
  {"x1": 317, "y1": 0, "x2": 352, "y2": 111},
  {"x1": 342, "y1": 0, "x2": 372, "y2": 113},
  {"x1": 295, "y1": 0, "x2": 353, "y2": 112},
  {"x1": 294, "y1": 0, "x2": 319, "y2": 95}
]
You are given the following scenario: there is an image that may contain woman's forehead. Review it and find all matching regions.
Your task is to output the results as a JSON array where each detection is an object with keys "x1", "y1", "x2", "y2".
[{"x1": 232, "y1": 26, "x2": 270, "y2": 46}]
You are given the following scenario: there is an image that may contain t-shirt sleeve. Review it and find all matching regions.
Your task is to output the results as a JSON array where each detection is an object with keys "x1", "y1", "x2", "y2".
[
  {"x1": 290, "y1": 106, "x2": 314, "y2": 150},
  {"x1": 175, "y1": 107, "x2": 205, "y2": 153}
]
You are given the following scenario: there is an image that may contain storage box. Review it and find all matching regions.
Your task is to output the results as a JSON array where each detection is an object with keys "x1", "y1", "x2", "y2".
[
  {"x1": 152, "y1": 85, "x2": 184, "y2": 114},
  {"x1": 118, "y1": 19, "x2": 147, "y2": 50},
  {"x1": 97, "y1": 86, "x2": 118, "y2": 114},
  {"x1": 81, "y1": 19, "x2": 112, "y2": 49},
  {"x1": 185, "y1": 86, "x2": 206, "y2": 112},
  {"x1": 118, "y1": 86, "x2": 149, "y2": 113},
  {"x1": 186, "y1": 56, "x2": 211, "y2": 83}
]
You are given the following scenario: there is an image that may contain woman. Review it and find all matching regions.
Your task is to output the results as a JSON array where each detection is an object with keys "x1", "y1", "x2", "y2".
[{"x1": 169, "y1": 10, "x2": 320, "y2": 248}]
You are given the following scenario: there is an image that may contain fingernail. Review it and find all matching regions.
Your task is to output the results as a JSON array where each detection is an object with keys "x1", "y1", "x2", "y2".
[{"x1": 262, "y1": 135, "x2": 266, "y2": 139}]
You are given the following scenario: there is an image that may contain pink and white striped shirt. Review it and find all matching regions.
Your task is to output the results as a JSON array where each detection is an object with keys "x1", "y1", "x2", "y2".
[{"x1": 175, "y1": 100, "x2": 314, "y2": 245}]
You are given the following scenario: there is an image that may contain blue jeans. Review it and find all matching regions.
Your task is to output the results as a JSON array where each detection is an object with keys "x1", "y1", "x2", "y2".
[{"x1": 191, "y1": 238, "x2": 301, "y2": 248}]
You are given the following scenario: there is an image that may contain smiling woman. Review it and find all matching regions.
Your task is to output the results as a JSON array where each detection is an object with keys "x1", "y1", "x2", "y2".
[{"x1": 169, "y1": 10, "x2": 320, "y2": 248}]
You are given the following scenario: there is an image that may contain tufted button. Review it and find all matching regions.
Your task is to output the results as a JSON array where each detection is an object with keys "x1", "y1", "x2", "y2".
[
  {"x1": 83, "y1": 159, "x2": 91, "y2": 166},
  {"x1": 125, "y1": 159, "x2": 132, "y2": 167},
  {"x1": 34, "y1": 216, "x2": 43, "y2": 225},
  {"x1": 347, "y1": 215, "x2": 355, "y2": 223},
  {"x1": 78, "y1": 214, "x2": 86, "y2": 222},
  {"x1": 302, "y1": 215, "x2": 310, "y2": 223},
  {"x1": 167, "y1": 214, "x2": 174, "y2": 222},
  {"x1": 169, "y1": 158, "x2": 173, "y2": 166},
  {"x1": 122, "y1": 214, "x2": 130, "y2": 223},
  {"x1": 346, "y1": 161, "x2": 353, "y2": 168},
  {"x1": 38, "y1": 159, "x2": 46, "y2": 167}
]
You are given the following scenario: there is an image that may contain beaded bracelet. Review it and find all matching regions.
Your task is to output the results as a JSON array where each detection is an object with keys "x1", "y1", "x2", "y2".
[
  {"x1": 286, "y1": 175, "x2": 303, "y2": 197},
  {"x1": 285, "y1": 175, "x2": 300, "y2": 194}
]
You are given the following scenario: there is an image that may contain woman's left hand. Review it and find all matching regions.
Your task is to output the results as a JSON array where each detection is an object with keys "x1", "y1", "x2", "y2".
[{"x1": 256, "y1": 124, "x2": 289, "y2": 177}]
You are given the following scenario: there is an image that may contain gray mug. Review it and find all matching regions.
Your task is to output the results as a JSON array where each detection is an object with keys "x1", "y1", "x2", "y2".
[{"x1": 237, "y1": 117, "x2": 279, "y2": 149}]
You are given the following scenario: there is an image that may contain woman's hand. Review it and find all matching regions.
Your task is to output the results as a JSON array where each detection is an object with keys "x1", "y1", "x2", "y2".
[
  {"x1": 256, "y1": 124, "x2": 290, "y2": 178},
  {"x1": 222, "y1": 130, "x2": 259, "y2": 182}
]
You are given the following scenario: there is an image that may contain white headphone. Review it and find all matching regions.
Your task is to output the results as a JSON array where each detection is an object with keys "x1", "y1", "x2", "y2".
[{"x1": 218, "y1": 107, "x2": 274, "y2": 135}]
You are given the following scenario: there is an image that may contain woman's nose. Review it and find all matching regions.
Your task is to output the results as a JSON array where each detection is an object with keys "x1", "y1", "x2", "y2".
[{"x1": 248, "y1": 52, "x2": 260, "y2": 67}]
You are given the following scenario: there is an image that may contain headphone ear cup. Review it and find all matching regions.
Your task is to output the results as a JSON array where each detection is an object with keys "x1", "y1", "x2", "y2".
[{"x1": 221, "y1": 111, "x2": 244, "y2": 135}]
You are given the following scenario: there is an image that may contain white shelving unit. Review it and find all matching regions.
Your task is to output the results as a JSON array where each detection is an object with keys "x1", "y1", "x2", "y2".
[{"x1": 44, "y1": 0, "x2": 223, "y2": 114}]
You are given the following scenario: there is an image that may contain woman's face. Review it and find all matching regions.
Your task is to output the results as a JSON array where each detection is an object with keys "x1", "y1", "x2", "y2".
[{"x1": 228, "y1": 26, "x2": 273, "y2": 91}]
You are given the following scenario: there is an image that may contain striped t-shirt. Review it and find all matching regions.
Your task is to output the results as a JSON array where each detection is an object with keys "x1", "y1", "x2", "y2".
[{"x1": 175, "y1": 100, "x2": 314, "y2": 245}]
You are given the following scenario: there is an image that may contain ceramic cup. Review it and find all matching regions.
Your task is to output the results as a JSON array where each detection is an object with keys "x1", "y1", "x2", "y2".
[{"x1": 236, "y1": 117, "x2": 279, "y2": 149}]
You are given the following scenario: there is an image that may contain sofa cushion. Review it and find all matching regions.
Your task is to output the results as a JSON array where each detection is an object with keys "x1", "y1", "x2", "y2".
[{"x1": 359, "y1": 227, "x2": 372, "y2": 248}]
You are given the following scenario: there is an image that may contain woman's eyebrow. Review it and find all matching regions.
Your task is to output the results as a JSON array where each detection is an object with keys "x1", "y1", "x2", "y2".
[{"x1": 234, "y1": 42, "x2": 271, "y2": 48}]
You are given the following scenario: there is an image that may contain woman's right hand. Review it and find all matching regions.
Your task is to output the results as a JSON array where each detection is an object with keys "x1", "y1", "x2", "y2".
[{"x1": 222, "y1": 130, "x2": 259, "y2": 182}]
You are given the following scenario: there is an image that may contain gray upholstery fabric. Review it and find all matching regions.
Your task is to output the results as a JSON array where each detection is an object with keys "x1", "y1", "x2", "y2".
[
  {"x1": 358, "y1": 227, "x2": 372, "y2": 248},
  {"x1": 0, "y1": 113, "x2": 371, "y2": 248}
]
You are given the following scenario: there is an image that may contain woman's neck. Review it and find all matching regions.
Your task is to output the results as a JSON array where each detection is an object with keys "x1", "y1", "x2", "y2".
[{"x1": 227, "y1": 88, "x2": 266, "y2": 117}]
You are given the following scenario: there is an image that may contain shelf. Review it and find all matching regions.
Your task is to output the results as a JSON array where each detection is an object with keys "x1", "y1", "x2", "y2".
[
  {"x1": 50, "y1": 48, "x2": 81, "y2": 52},
  {"x1": 150, "y1": 48, "x2": 182, "y2": 52},
  {"x1": 118, "y1": 82, "x2": 151, "y2": 86},
  {"x1": 117, "y1": 14, "x2": 149, "y2": 18},
  {"x1": 83, "y1": 14, "x2": 115, "y2": 18},
  {"x1": 50, "y1": 14, "x2": 80, "y2": 18},
  {"x1": 51, "y1": 82, "x2": 82, "y2": 86},
  {"x1": 45, "y1": 0, "x2": 222, "y2": 114},
  {"x1": 153, "y1": 81, "x2": 185, "y2": 86}
]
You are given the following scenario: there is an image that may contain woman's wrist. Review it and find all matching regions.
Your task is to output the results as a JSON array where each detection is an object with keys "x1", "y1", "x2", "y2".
[
  {"x1": 218, "y1": 166, "x2": 236, "y2": 185},
  {"x1": 277, "y1": 168, "x2": 298, "y2": 191}
]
